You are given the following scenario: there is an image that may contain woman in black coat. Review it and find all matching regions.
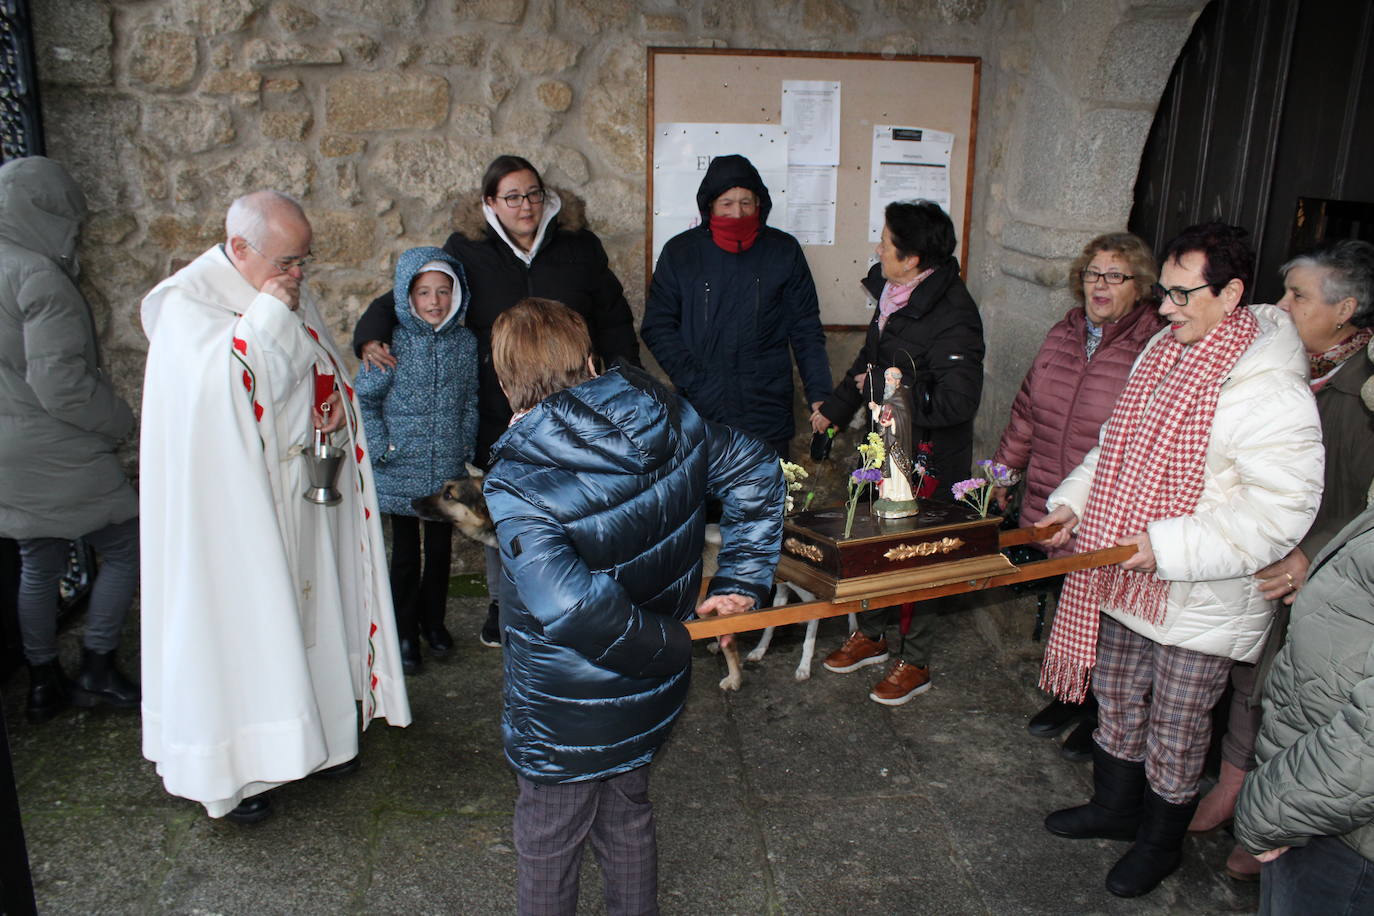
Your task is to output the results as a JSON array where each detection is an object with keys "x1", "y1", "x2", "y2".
[
  {"x1": 353, "y1": 155, "x2": 640, "y2": 469},
  {"x1": 815, "y1": 200, "x2": 985, "y2": 708},
  {"x1": 816, "y1": 200, "x2": 985, "y2": 497}
]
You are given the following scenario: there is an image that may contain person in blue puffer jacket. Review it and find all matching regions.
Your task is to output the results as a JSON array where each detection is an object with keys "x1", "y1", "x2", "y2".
[
  {"x1": 356, "y1": 246, "x2": 478, "y2": 675},
  {"x1": 483, "y1": 298, "x2": 784, "y2": 916}
]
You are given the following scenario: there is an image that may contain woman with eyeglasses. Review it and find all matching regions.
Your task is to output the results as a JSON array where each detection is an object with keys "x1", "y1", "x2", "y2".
[
  {"x1": 353, "y1": 155, "x2": 640, "y2": 650},
  {"x1": 1190, "y1": 238, "x2": 1374, "y2": 882},
  {"x1": 1035, "y1": 223, "x2": 1324, "y2": 898},
  {"x1": 991, "y1": 232, "x2": 1162, "y2": 760}
]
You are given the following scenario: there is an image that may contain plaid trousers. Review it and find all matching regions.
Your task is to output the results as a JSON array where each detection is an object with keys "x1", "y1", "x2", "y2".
[
  {"x1": 1092, "y1": 615, "x2": 1234, "y2": 804},
  {"x1": 514, "y1": 765, "x2": 659, "y2": 916}
]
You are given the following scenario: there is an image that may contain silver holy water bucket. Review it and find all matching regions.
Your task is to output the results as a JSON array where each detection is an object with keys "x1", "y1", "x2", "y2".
[{"x1": 303, "y1": 428, "x2": 344, "y2": 506}]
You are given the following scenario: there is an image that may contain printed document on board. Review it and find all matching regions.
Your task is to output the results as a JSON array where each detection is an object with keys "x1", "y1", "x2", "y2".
[
  {"x1": 652, "y1": 122, "x2": 788, "y2": 264},
  {"x1": 868, "y1": 125, "x2": 954, "y2": 242}
]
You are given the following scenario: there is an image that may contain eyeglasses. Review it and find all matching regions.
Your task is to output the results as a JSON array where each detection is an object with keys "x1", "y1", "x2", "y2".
[
  {"x1": 1080, "y1": 268, "x2": 1134, "y2": 285},
  {"x1": 245, "y1": 239, "x2": 314, "y2": 272},
  {"x1": 497, "y1": 189, "x2": 546, "y2": 208},
  {"x1": 1151, "y1": 282, "x2": 1212, "y2": 306}
]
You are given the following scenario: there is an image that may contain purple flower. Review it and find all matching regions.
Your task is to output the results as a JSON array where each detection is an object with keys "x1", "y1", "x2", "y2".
[
  {"x1": 951, "y1": 478, "x2": 985, "y2": 501},
  {"x1": 851, "y1": 467, "x2": 883, "y2": 484}
]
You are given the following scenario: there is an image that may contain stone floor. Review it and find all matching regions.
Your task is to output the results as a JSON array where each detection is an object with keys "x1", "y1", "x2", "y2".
[{"x1": 4, "y1": 594, "x2": 1261, "y2": 915}]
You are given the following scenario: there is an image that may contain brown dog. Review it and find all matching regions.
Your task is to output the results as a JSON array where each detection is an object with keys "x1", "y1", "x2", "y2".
[{"x1": 411, "y1": 464, "x2": 498, "y2": 548}]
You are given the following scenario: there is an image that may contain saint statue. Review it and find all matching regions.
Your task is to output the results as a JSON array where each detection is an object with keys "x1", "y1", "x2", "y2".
[{"x1": 870, "y1": 366, "x2": 921, "y2": 518}]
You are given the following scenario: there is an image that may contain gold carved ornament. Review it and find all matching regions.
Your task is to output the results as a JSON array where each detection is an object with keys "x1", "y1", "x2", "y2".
[
  {"x1": 884, "y1": 537, "x2": 965, "y2": 561},
  {"x1": 783, "y1": 537, "x2": 823, "y2": 563}
]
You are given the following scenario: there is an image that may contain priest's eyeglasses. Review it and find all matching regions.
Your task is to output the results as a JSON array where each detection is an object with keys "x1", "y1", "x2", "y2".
[
  {"x1": 1080, "y1": 268, "x2": 1134, "y2": 285},
  {"x1": 246, "y1": 239, "x2": 315, "y2": 273},
  {"x1": 498, "y1": 189, "x2": 547, "y2": 208},
  {"x1": 1151, "y1": 282, "x2": 1212, "y2": 306}
]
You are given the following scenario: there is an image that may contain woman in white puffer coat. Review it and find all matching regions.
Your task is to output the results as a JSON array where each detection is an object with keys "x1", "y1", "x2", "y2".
[
  {"x1": 1048, "y1": 303, "x2": 1322, "y2": 661},
  {"x1": 1034, "y1": 223, "x2": 1325, "y2": 900}
]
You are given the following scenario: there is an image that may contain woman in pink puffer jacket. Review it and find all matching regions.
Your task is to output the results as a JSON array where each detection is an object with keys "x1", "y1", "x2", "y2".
[
  {"x1": 992, "y1": 231, "x2": 1162, "y2": 759},
  {"x1": 994, "y1": 232, "x2": 1163, "y2": 533}
]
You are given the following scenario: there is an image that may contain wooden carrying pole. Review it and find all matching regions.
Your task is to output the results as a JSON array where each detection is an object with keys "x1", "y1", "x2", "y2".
[{"x1": 686, "y1": 524, "x2": 1137, "y2": 640}]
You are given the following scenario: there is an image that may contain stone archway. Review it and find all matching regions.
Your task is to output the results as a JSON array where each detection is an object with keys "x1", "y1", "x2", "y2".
[
  {"x1": 971, "y1": 0, "x2": 1210, "y2": 454},
  {"x1": 961, "y1": 0, "x2": 1208, "y2": 655}
]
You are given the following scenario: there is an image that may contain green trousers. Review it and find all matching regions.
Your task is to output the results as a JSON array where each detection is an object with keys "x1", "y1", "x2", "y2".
[{"x1": 857, "y1": 603, "x2": 937, "y2": 667}]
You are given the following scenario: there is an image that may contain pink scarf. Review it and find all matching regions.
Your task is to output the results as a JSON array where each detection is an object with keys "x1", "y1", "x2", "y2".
[
  {"x1": 877, "y1": 268, "x2": 933, "y2": 332},
  {"x1": 1039, "y1": 306, "x2": 1261, "y2": 702}
]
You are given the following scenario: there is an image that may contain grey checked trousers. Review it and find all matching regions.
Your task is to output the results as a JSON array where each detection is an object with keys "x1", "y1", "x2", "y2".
[
  {"x1": 514, "y1": 765, "x2": 658, "y2": 916},
  {"x1": 1091, "y1": 614, "x2": 1233, "y2": 804}
]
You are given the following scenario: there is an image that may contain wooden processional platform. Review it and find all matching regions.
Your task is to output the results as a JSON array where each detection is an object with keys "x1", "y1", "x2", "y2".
[{"x1": 685, "y1": 511, "x2": 1135, "y2": 641}]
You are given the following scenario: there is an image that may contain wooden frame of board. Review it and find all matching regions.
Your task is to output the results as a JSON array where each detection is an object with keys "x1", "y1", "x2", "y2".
[{"x1": 647, "y1": 47, "x2": 980, "y2": 329}]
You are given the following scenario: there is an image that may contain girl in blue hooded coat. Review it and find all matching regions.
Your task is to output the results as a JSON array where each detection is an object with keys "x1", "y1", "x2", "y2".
[{"x1": 356, "y1": 247, "x2": 478, "y2": 674}]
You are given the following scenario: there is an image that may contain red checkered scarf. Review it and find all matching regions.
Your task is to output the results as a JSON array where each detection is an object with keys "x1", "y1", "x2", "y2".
[{"x1": 1039, "y1": 306, "x2": 1260, "y2": 702}]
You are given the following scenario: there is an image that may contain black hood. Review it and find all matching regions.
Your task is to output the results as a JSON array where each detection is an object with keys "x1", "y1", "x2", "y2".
[{"x1": 695, "y1": 154, "x2": 772, "y2": 225}]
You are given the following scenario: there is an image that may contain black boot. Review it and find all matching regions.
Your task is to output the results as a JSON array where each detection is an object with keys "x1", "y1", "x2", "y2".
[
  {"x1": 1105, "y1": 788, "x2": 1199, "y2": 897},
  {"x1": 398, "y1": 637, "x2": 422, "y2": 675},
  {"x1": 1045, "y1": 744, "x2": 1145, "y2": 841},
  {"x1": 421, "y1": 621, "x2": 454, "y2": 657},
  {"x1": 26, "y1": 660, "x2": 71, "y2": 724},
  {"x1": 479, "y1": 601, "x2": 500, "y2": 648},
  {"x1": 1028, "y1": 690, "x2": 1097, "y2": 738},
  {"x1": 1028, "y1": 698, "x2": 1084, "y2": 738},
  {"x1": 70, "y1": 647, "x2": 141, "y2": 709},
  {"x1": 1060, "y1": 718, "x2": 1096, "y2": 762}
]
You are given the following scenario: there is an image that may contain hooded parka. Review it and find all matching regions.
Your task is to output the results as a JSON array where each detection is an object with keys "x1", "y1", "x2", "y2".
[
  {"x1": 818, "y1": 260, "x2": 985, "y2": 498},
  {"x1": 355, "y1": 247, "x2": 479, "y2": 516},
  {"x1": 484, "y1": 365, "x2": 784, "y2": 783},
  {"x1": 1233, "y1": 499, "x2": 1374, "y2": 863},
  {"x1": 352, "y1": 189, "x2": 639, "y2": 468},
  {"x1": 0, "y1": 156, "x2": 136, "y2": 540},
  {"x1": 641, "y1": 155, "x2": 831, "y2": 446}
]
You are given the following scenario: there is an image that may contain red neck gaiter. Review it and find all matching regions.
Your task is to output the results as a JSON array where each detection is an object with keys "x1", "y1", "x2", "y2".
[{"x1": 708, "y1": 212, "x2": 761, "y2": 253}]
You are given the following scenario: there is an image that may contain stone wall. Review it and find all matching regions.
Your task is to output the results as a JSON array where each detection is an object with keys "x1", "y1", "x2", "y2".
[{"x1": 32, "y1": 0, "x2": 1207, "y2": 581}]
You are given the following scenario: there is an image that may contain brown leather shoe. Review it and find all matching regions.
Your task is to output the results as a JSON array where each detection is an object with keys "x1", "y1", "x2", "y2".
[
  {"x1": 869, "y1": 660, "x2": 931, "y2": 706},
  {"x1": 822, "y1": 631, "x2": 890, "y2": 673}
]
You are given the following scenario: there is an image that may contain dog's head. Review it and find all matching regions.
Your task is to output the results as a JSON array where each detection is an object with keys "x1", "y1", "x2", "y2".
[{"x1": 412, "y1": 463, "x2": 497, "y2": 548}]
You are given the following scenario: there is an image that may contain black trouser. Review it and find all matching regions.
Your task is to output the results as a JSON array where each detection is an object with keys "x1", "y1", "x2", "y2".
[{"x1": 387, "y1": 515, "x2": 452, "y2": 639}]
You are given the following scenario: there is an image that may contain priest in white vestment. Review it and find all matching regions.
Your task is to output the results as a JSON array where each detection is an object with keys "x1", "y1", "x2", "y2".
[{"x1": 139, "y1": 190, "x2": 410, "y2": 822}]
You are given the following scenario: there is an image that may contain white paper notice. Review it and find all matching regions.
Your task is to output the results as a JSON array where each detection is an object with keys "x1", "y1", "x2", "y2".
[
  {"x1": 868, "y1": 125, "x2": 954, "y2": 242},
  {"x1": 781, "y1": 80, "x2": 840, "y2": 166},
  {"x1": 783, "y1": 165, "x2": 837, "y2": 246},
  {"x1": 652, "y1": 122, "x2": 789, "y2": 264}
]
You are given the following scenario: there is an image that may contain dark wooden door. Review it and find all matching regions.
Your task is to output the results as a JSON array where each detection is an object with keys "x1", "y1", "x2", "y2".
[
  {"x1": 0, "y1": 0, "x2": 44, "y2": 163},
  {"x1": 1129, "y1": 0, "x2": 1374, "y2": 304}
]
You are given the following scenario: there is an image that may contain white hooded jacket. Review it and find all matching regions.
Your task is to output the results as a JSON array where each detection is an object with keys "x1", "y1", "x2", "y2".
[{"x1": 1047, "y1": 305, "x2": 1325, "y2": 662}]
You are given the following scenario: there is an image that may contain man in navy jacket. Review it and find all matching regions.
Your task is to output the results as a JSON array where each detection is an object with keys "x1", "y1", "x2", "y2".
[{"x1": 642, "y1": 154, "x2": 831, "y2": 457}]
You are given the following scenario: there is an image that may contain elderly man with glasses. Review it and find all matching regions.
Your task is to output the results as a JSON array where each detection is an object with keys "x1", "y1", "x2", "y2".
[{"x1": 138, "y1": 189, "x2": 411, "y2": 824}]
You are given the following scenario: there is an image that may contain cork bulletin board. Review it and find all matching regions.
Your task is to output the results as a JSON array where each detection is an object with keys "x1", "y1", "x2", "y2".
[{"x1": 647, "y1": 48, "x2": 980, "y2": 328}]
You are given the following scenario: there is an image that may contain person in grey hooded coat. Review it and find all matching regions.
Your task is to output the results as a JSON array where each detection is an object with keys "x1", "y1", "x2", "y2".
[
  {"x1": 0, "y1": 156, "x2": 140, "y2": 722},
  {"x1": 1232, "y1": 492, "x2": 1374, "y2": 914}
]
